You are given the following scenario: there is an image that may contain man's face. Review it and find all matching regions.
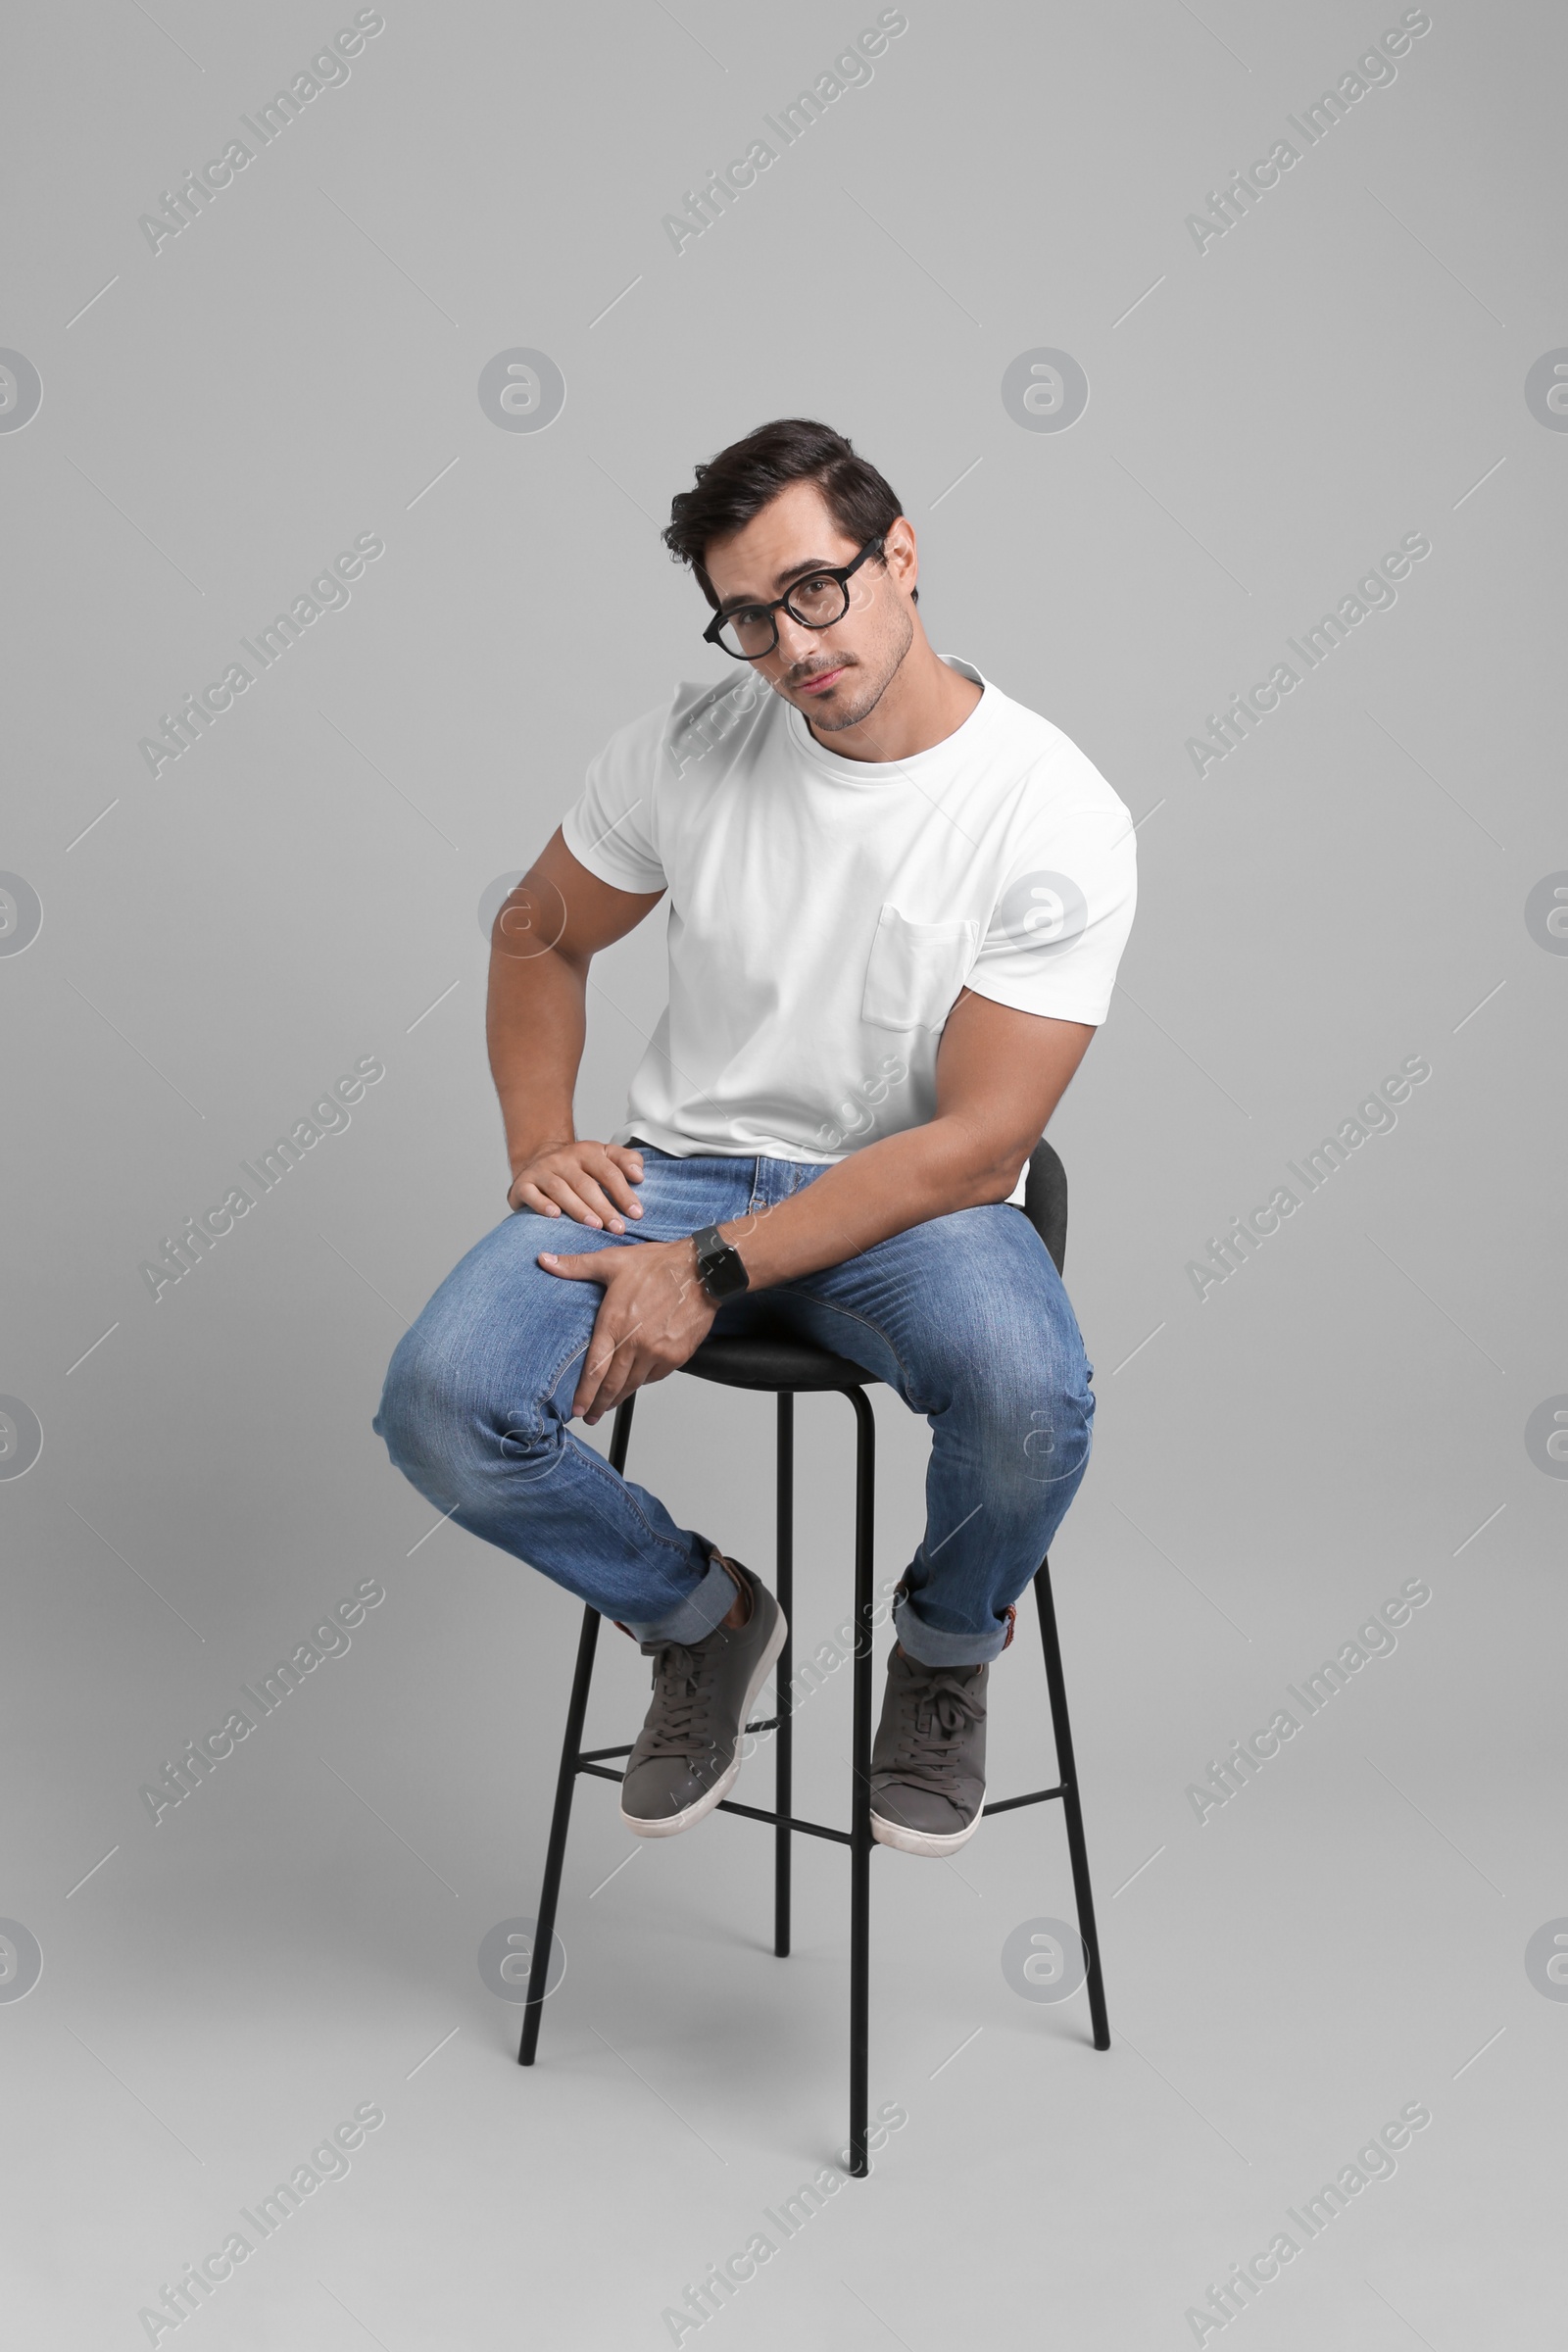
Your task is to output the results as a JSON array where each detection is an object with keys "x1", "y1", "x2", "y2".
[{"x1": 702, "y1": 479, "x2": 915, "y2": 735}]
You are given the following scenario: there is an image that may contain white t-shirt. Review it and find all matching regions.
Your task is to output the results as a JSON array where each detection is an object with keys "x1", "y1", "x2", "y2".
[{"x1": 561, "y1": 658, "x2": 1137, "y2": 1179}]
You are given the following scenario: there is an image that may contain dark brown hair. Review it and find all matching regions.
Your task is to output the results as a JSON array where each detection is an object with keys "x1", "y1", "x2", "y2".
[{"x1": 662, "y1": 417, "x2": 916, "y2": 608}]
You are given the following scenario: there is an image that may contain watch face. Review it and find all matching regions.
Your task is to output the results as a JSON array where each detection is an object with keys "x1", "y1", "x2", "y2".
[{"x1": 697, "y1": 1230, "x2": 747, "y2": 1298}]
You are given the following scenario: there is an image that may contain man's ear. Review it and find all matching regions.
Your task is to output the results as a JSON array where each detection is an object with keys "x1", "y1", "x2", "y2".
[{"x1": 885, "y1": 514, "x2": 918, "y2": 597}]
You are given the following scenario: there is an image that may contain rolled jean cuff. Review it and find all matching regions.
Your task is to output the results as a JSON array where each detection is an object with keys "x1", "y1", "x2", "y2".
[
  {"x1": 621, "y1": 1542, "x2": 734, "y2": 1647},
  {"x1": 892, "y1": 1589, "x2": 1012, "y2": 1668}
]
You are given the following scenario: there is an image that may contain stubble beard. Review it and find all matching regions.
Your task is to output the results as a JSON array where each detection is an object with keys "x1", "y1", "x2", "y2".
[{"x1": 789, "y1": 603, "x2": 915, "y2": 737}]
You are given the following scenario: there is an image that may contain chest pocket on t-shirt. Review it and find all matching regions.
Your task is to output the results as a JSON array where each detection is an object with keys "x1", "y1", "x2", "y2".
[{"x1": 860, "y1": 905, "x2": 980, "y2": 1033}]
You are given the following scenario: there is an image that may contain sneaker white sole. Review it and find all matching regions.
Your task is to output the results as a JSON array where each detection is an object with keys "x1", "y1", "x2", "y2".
[
  {"x1": 620, "y1": 1602, "x2": 788, "y2": 1839},
  {"x1": 870, "y1": 1800, "x2": 985, "y2": 1857}
]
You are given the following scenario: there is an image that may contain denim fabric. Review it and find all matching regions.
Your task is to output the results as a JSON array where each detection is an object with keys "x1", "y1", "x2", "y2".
[{"x1": 372, "y1": 1146, "x2": 1096, "y2": 1665}]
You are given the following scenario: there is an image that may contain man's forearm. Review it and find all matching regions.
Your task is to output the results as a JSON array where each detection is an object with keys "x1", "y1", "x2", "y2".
[
  {"x1": 486, "y1": 946, "x2": 588, "y2": 1174},
  {"x1": 717, "y1": 1116, "x2": 1021, "y2": 1293}
]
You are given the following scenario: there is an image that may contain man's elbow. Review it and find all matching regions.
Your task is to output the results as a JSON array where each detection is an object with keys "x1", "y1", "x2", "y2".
[
  {"x1": 955, "y1": 1130, "x2": 1034, "y2": 1209},
  {"x1": 969, "y1": 1161, "x2": 1029, "y2": 1209}
]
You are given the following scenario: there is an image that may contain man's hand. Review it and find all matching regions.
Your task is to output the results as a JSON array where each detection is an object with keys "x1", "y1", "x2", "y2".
[
  {"x1": 508, "y1": 1140, "x2": 646, "y2": 1232},
  {"x1": 539, "y1": 1237, "x2": 716, "y2": 1423}
]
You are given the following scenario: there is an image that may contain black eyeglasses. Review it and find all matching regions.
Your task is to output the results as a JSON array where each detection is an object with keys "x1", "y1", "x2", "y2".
[{"x1": 702, "y1": 535, "x2": 886, "y2": 661}]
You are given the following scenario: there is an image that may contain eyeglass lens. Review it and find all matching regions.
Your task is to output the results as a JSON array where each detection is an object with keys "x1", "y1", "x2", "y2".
[{"x1": 718, "y1": 572, "x2": 848, "y2": 657}]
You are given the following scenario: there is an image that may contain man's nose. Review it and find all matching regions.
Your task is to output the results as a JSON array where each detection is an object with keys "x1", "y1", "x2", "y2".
[{"x1": 772, "y1": 606, "x2": 822, "y2": 664}]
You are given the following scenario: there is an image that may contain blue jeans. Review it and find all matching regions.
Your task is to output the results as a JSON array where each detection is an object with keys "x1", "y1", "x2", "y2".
[{"x1": 372, "y1": 1147, "x2": 1096, "y2": 1666}]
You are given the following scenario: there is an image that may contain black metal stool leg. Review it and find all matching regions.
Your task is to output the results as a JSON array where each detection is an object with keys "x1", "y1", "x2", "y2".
[
  {"x1": 1033, "y1": 1555, "x2": 1111, "y2": 2050},
  {"x1": 774, "y1": 1394, "x2": 794, "y2": 1959},
  {"x1": 518, "y1": 1603, "x2": 599, "y2": 2064},
  {"x1": 846, "y1": 1386, "x2": 876, "y2": 2176},
  {"x1": 517, "y1": 1394, "x2": 637, "y2": 2066}
]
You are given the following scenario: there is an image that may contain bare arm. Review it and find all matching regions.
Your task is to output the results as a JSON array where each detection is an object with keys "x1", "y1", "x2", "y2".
[
  {"x1": 714, "y1": 989, "x2": 1094, "y2": 1288},
  {"x1": 542, "y1": 991, "x2": 1096, "y2": 1422},
  {"x1": 486, "y1": 828, "x2": 664, "y2": 1227}
]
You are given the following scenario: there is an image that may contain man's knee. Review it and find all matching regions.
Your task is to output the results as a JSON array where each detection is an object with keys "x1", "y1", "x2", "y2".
[
  {"x1": 1016, "y1": 1370, "x2": 1094, "y2": 1493},
  {"x1": 947, "y1": 1340, "x2": 1094, "y2": 1494},
  {"x1": 372, "y1": 1323, "x2": 562, "y2": 1494},
  {"x1": 373, "y1": 1325, "x2": 454, "y2": 1484}
]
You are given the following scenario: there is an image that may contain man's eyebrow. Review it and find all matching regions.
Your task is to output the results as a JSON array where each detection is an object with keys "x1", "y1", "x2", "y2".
[{"x1": 713, "y1": 556, "x2": 841, "y2": 619}]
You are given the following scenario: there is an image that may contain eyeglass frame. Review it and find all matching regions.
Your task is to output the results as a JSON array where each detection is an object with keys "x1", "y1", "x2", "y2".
[{"x1": 701, "y1": 533, "x2": 888, "y2": 662}]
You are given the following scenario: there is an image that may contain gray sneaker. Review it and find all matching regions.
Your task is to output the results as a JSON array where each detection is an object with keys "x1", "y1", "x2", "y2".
[
  {"x1": 869, "y1": 1645, "x2": 989, "y2": 1856},
  {"x1": 619, "y1": 1559, "x2": 786, "y2": 1838}
]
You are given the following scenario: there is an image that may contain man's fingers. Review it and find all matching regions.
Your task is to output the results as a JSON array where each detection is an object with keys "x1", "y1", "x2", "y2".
[
  {"x1": 575, "y1": 1313, "x2": 647, "y2": 1421},
  {"x1": 536, "y1": 1160, "x2": 640, "y2": 1228},
  {"x1": 595, "y1": 1168, "x2": 644, "y2": 1219},
  {"x1": 567, "y1": 1170, "x2": 634, "y2": 1234},
  {"x1": 512, "y1": 1143, "x2": 646, "y2": 1222},
  {"x1": 603, "y1": 1147, "x2": 646, "y2": 1212},
  {"x1": 577, "y1": 1349, "x2": 630, "y2": 1422},
  {"x1": 536, "y1": 1173, "x2": 610, "y2": 1226},
  {"x1": 576, "y1": 1345, "x2": 622, "y2": 1420},
  {"x1": 570, "y1": 1312, "x2": 618, "y2": 1412},
  {"x1": 582, "y1": 1333, "x2": 694, "y2": 1419},
  {"x1": 537, "y1": 1250, "x2": 611, "y2": 1280}
]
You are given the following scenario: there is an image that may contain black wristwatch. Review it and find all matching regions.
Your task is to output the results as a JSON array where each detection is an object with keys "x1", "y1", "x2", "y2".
[{"x1": 692, "y1": 1223, "x2": 750, "y2": 1303}]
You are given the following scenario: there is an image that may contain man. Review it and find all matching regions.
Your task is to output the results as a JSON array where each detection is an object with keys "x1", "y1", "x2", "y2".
[{"x1": 374, "y1": 417, "x2": 1136, "y2": 1856}]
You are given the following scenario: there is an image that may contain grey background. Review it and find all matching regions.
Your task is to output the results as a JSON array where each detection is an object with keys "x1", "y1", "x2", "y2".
[{"x1": 3, "y1": 0, "x2": 1564, "y2": 2343}]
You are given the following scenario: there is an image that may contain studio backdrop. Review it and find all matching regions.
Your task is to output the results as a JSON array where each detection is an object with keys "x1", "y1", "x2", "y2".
[{"x1": 3, "y1": 1, "x2": 1563, "y2": 2346}]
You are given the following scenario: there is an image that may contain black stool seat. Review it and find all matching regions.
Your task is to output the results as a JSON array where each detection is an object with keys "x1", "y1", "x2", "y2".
[
  {"x1": 516, "y1": 1137, "x2": 1109, "y2": 2173},
  {"x1": 681, "y1": 1331, "x2": 876, "y2": 1393}
]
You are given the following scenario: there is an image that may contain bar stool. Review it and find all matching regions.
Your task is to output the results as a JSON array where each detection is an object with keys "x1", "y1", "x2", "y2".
[{"x1": 517, "y1": 1138, "x2": 1111, "y2": 2173}]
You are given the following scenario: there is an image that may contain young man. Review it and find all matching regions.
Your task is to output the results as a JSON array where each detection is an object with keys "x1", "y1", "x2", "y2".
[{"x1": 374, "y1": 418, "x2": 1136, "y2": 1856}]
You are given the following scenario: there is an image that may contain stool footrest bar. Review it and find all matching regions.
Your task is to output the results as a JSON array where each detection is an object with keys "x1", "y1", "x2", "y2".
[
  {"x1": 715, "y1": 1796, "x2": 852, "y2": 1845},
  {"x1": 574, "y1": 1763, "x2": 853, "y2": 1845},
  {"x1": 981, "y1": 1786, "x2": 1066, "y2": 1816},
  {"x1": 573, "y1": 1765, "x2": 1062, "y2": 1838}
]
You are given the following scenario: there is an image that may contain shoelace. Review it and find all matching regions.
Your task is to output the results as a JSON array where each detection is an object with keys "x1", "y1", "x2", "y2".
[
  {"x1": 640, "y1": 1641, "x2": 722, "y2": 1758},
  {"x1": 885, "y1": 1670, "x2": 982, "y2": 1795}
]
